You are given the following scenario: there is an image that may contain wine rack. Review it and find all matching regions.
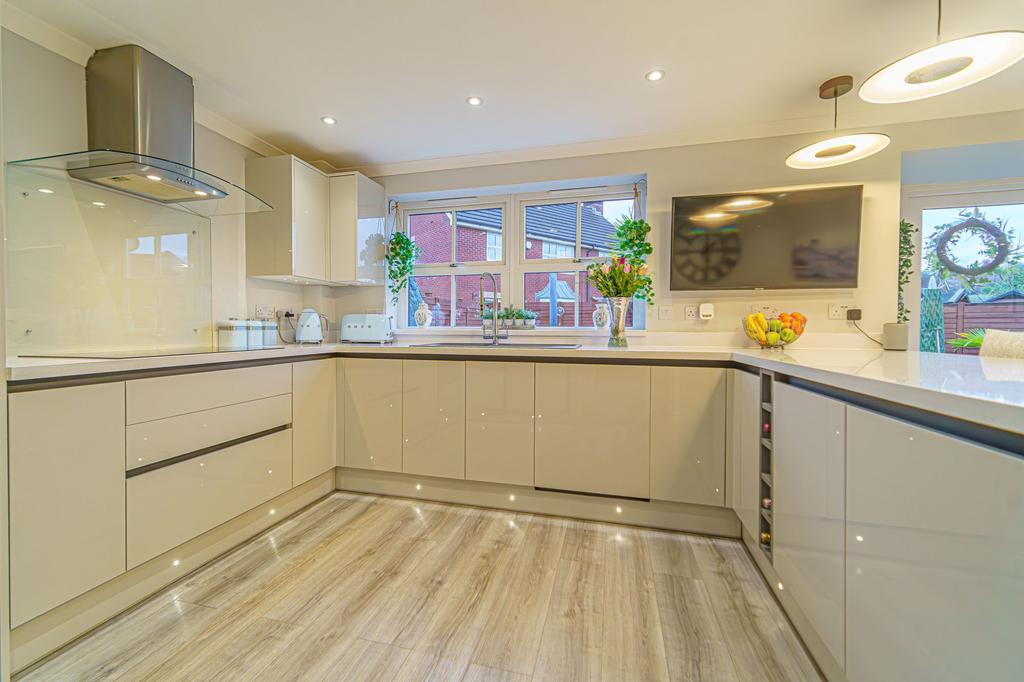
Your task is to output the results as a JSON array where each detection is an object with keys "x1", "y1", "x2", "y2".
[{"x1": 758, "y1": 370, "x2": 775, "y2": 560}]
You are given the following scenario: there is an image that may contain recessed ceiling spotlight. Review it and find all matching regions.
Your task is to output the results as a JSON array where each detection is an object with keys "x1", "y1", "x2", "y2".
[
  {"x1": 860, "y1": 1, "x2": 1024, "y2": 103},
  {"x1": 786, "y1": 75, "x2": 890, "y2": 169},
  {"x1": 320, "y1": 116, "x2": 337, "y2": 125},
  {"x1": 37, "y1": 188, "x2": 55, "y2": 194},
  {"x1": 145, "y1": 174, "x2": 162, "y2": 181},
  {"x1": 92, "y1": 201, "x2": 106, "y2": 207},
  {"x1": 645, "y1": 69, "x2": 665, "y2": 82},
  {"x1": 466, "y1": 96, "x2": 483, "y2": 107}
]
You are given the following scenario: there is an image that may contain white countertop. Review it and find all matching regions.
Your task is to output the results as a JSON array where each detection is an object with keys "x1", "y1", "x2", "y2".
[{"x1": 9, "y1": 342, "x2": 1024, "y2": 435}]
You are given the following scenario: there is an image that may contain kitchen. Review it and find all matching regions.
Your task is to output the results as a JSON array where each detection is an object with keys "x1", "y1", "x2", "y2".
[{"x1": 1, "y1": 1, "x2": 1023, "y2": 680}]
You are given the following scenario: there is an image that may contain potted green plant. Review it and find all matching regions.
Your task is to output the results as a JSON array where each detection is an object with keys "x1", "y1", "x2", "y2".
[
  {"x1": 883, "y1": 219, "x2": 917, "y2": 350},
  {"x1": 586, "y1": 217, "x2": 654, "y2": 347},
  {"x1": 385, "y1": 232, "x2": 421, "y2": 307}
]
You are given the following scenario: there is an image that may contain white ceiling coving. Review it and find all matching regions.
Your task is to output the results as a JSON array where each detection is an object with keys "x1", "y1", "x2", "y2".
[{"x1": 7, "y1": 0, "x2": 1024, "y2": 175}]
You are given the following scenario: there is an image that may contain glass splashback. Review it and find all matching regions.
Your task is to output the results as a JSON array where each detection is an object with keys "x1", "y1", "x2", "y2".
[{"x1": 6, "y1": 162, "x2": 214, "y2": 355}]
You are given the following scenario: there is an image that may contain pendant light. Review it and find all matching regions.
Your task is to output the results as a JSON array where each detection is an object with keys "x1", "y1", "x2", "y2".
[
  {"x1": 860, "y1": 0, "x2": 1024, "y2": 104},
  {"x1": 786, "y1": 76, "x2": 891, "y2": 170}
]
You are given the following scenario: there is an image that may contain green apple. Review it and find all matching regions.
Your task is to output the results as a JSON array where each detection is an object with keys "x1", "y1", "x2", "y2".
[
  {"x1": 780, "y1": 328, "x2": 797, "y2": 343},
  {"x1": 767, "y1": 331, "x2": 781, "y2": 345}
]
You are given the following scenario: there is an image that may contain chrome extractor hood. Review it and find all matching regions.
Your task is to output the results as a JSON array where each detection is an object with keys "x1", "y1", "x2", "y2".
[{"x1": 8, "y1": 45, "x2": 271, "y2": 217}]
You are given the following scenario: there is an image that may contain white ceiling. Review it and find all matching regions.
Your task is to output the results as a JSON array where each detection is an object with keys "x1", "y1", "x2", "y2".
[{"x1": 8, "y1": 0, "x2": 1024, "y2": 174}]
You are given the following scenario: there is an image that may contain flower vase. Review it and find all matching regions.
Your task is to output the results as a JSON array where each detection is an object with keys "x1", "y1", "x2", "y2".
[
  {"x1": 607, "y1": 297, "x2": 631, "y2": 347},
  {"x1": 414, "y1": 302, "x2": 433, "y2": 328},
  {"x1": 592, "y1": 302, "x2": 610, "y2": 329}
]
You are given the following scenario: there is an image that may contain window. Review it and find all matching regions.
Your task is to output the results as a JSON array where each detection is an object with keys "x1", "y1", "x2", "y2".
[{"x1": 401, "y1": 186, "x2": 644, "y2": 330}]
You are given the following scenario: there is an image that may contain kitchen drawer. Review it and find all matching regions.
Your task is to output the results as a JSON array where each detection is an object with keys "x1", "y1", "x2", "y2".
[
  {"x1": 126, "y1": 429, "x2": 292, "y2": 568},
  {"x1": 126, "y1": 363, "x2": 292, "y2": 424},
  {"x1": 126, "y1": 394, "x2": 292, "y2": 470}
]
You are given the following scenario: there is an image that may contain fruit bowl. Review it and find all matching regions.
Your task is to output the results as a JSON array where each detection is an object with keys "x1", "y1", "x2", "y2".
[{"x1": 743, "y1": 312, "x2": 806, "y2": 349}]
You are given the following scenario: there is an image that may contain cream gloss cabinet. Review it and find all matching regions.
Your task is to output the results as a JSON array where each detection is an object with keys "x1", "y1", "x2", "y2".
[
  {"x1": 343, "y1": 357, "x2": 404, "y2": 472},
  {"x1": 845, "y1": 407, "x2": 1024, "y2": 682},
  {"x1": 328, "y1": 172, "x2": 386, "y2": 285},
  {"x1": 534, "y1": 363, "x2": 651, "y2": 499},
  {"x1": 9, "y1": 382, "x2": 127, "y2": 626},
  {"x1": 650, "y1": 367, "x2": 727, "y2": 506},
  {"x1": 245, "y1": 154, "x2": 330, "y2": 283},
  {"x1": 292, "y1": 359, "x2": 337, "y2": 485},
  {"x1": 730, "y1": 369, "x2": 761, "y2": 536},
  {"x1": 773, "y1": 383, "x2": 846, "y2": 671},
  {"x1": 402, "y1": 360, "x2": 466, "y2": 480},
  {"x1": 465, "y1": 361, "x2": 535, "y2": 486}
]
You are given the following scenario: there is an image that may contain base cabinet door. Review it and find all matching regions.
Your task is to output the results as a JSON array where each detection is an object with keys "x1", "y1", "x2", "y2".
[
  {"x1": 465, "y1": 361, "x2": 535, "y2": 486},
  {"x1": 292, "y1": 358, "x2": 336, "y2": 485},
  {"x1": 773, "y1": 383, "x2": 846, "y2": 671},
  {"x1": 343, "y1": 358, "x2": 403, "y2": 472},
  {"x1": 651, "y1": 367, "x2": 726, "y2": 506},
  {"x1": 402, "y1": 360, "x2": 466, "y2": 480},
  {"x1": 535, "y1": 363, "x2": 650, "y2": 499},
  {"x1": 730, "y1": 370, "x2": 761, "y2": 535},
  {"x1": 846, "y1": 407, "x2": 1024, "y2": 682},
  {"x1": 10, "y1": 383, "x2": 127, "y2": 626}
]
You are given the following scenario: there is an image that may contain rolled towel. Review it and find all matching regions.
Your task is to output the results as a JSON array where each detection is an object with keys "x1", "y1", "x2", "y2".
[{"x1": 979, "y1": 328, "x2": 1024, "y2": 359}]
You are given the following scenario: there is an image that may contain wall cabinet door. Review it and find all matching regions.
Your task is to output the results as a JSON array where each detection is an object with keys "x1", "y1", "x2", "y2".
[
  {"x1": 651, "y1": 367, "x2": 726, "y2": 506},
  {"x1": 9, "y1": 383, "x2": 127, "y2": 626},
  {"x1": 329, "y1": 172, "x2": 385, "y2": 284},
  {"x1": 343, "y1": 358, "x2": 403, "y2": 472},
  {"x1": 403, "y1": 360, "x2": 466, "y2": 480},
  {"x1": 293, "y1": 358, "x2": 336, "y2": 485},
  {"x1": 535, "y1": 363, "x2": 650, "y2": 499},
  {"x1": 730, "y1": 370, "x2": 761, "y2": 535},
  {"x1": 846, "y1": 407, "x2": 1024, "y2": 682},
  {"x1": 773, "y1": 383, "x2": 846, "y2": 671},
  {"x1": 466, "y1": 361, "x2": 535, "y2": 486},
  {"x1": 293, "y1": 159, "x2": 330, "y2": 281}
]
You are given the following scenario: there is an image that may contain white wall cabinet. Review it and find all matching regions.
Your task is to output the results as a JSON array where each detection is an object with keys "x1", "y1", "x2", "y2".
[
  {"x1": 329, "y1": 172, "x2": 386, "y2": 285},
  {"x1": 402, "y1": 360, "x2": 466, "y2": 480},
  {"x1": 465, "y1": 361, "x2": 535, "y2": 486},
  {"x1": 773, "y1": 383, "x2": 846, "y2": 671},
  {"x1": 651, "y1": 367, "x2": 726, "y2": 506},
  {"x1": 245, "y1": 154, "x2": 330, "y2": 283},
  {"x1": 293, "y1": 359, "x2": 336, "y2": 485},
  {"x1": 730, "y1": 370, "x2": 761, "y2": 536},
  {"x1": 846, "y1": 407, "x2": 1024, "y2": 682},
  {"x1": 9, "y1": 383, "x2": 127, "y2": 626},
  {"x1": 343, "y1": 357, "x2": 403, "y2": 472},
  {"x1": 535, "y1": 363, "x2": 651, "y2": 499}
]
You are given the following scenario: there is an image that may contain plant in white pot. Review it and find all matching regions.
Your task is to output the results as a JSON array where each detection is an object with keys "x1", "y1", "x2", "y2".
[
  {"x1": 884, "y1": 219, "x2": 917, "y2": 350},
  {"x1": 585, "y1": 217, "x2": 654, "y2": 347}
]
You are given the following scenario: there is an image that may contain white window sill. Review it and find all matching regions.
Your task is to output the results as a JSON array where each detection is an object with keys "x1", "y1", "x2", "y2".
[{"x1": 394, "y1": 326, "x2": 646, "y2": 338}]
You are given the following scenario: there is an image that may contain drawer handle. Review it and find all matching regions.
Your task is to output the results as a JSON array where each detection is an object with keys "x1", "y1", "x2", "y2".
[{"x1": 126, "y1": 424, "x2": 291, "y2": 479}]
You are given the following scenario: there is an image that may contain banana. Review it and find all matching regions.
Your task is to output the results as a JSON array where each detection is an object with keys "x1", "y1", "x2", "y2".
[{"x1": 755, "y1": 312, "x2": 768, "y2": 331}]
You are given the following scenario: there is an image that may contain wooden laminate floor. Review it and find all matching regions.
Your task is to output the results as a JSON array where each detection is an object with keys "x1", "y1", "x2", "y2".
[{"x1": 22, "y1": 493, "x2": 822, "y2": 681}]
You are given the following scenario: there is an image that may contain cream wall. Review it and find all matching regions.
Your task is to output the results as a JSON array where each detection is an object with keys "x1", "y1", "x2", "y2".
[{"x1": 379, "y1": 110, "x2": 1024, "y2": 335}]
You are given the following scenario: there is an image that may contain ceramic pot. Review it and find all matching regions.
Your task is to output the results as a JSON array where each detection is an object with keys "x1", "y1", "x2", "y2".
[
  {"x1": 607, "y1": 297, "x2": 630, "y2": 347},
  {"x1": 592, "y1": 302, "x2": 611, "y2": 329},
  {"x1": 414, "y1": 302, "x2": 433, "y2": 328}
]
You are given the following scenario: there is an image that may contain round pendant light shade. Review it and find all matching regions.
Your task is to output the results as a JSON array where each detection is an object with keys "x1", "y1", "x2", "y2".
[
  {"x1": 860, "y1": 31, "x2": 1024, "y2": 103},
  {"x1": 785, "y1": 133, "x2": 892, "y2": 169}
]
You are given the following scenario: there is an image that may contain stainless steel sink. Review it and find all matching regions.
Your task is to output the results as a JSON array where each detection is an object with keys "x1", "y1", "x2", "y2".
[{"x1": 411, "y1": 342, "x2": 582, "y2": 349}]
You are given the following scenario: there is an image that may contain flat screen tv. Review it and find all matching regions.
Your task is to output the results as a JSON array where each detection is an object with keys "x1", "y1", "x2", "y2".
[{"x1": 669, "y1": 185, "x2": 862, "y2": 290}]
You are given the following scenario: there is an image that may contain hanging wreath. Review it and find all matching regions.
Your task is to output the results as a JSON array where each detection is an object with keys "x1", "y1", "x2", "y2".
[{"x1": 935, "y1": 216, "x2": 1010, "y2": 276}]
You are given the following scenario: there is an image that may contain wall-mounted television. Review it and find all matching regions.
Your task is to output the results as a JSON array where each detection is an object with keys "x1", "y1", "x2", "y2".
[{"x1": 669, "y1": 185, "x2": 862, "y2": 291}]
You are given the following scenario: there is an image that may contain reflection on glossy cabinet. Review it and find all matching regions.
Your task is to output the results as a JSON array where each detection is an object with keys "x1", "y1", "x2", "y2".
[
  {"x1": 846, "y1": 407, "x2": 1024, "y2": 682},
  {"x1": 335, "y1": 358, "x2": 346, "y2": 467},
  {"x1": 651, "y1": 367, "x2": 726, "y2": 506},
  {"x1": 293, "y1": 359, "x2": 336, "y2": 485},
  {"x1": 343, "y1": 358, "x2": 403, "y2": 472},
  {"x1": 773, "y1": 383, "x2": 845, "y2": 670},
  {"x1": 535, "y1": 363, "x2": 650, "y2": 499},
  {"x1": 465, "y1": 361, "x2": 535, "y2": 486},
  {"x1": 730, "y1": 370, "x2": 761, "y2": 535},
  {"x1": 329, "y1": 172, "x2": 386, "y2": 284},
  {"x1": 403, "y1": 360, "x2": 466, "y2": 480},
  {"x1": 10, "y1": 383, "x2": 127, "y2": 626}
]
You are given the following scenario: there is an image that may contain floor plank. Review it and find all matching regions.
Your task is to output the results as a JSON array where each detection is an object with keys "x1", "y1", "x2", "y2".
[{"x1": 19, "y1": 493, "x2": 821, "y2": 682}]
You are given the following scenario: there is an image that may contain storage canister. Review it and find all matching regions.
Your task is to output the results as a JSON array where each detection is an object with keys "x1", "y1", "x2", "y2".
[
  {"x1": 263, "y1": 319, "x2": 279, "y2": 346},
  {"x1": 247, "y1": 319, "x2": 264, "y2": 349},
  {"x1": 217, "y1": 319, "x2": 248, "y2": 350}
]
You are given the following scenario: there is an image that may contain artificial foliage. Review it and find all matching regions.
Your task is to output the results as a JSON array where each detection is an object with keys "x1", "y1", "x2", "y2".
[
  {"x1": 385, "y1": 231, "x2": 422, "y2": 306},
  {"x1": 897, "y1": 219, "x2": 918, "y2": 324},
  {"x1": 587, "y1": 217, "x2": 655, "y2": 303}
]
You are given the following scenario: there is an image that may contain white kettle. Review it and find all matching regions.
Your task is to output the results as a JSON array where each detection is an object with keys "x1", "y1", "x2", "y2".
[{"x1": 294, "y1": 308, "x2": 328, "y2": 344}]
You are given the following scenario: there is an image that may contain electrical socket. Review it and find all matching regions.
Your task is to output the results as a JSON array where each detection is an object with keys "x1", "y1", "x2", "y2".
[
  {"x1": 254, "y1": 304, "x2": 274, "y2": 319},
  {"x1": 828, "y1": 303, "x2": 858, "y2": 320},
  {"x1": 684, "y1": 304, "x2": 699, "y2": 321},
  {"x1": 750, "y1": 303, "x2": 777, "y2": 318},
  {"x1": 657, "y1": 305, "x2": 674, "y2": 320}
]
